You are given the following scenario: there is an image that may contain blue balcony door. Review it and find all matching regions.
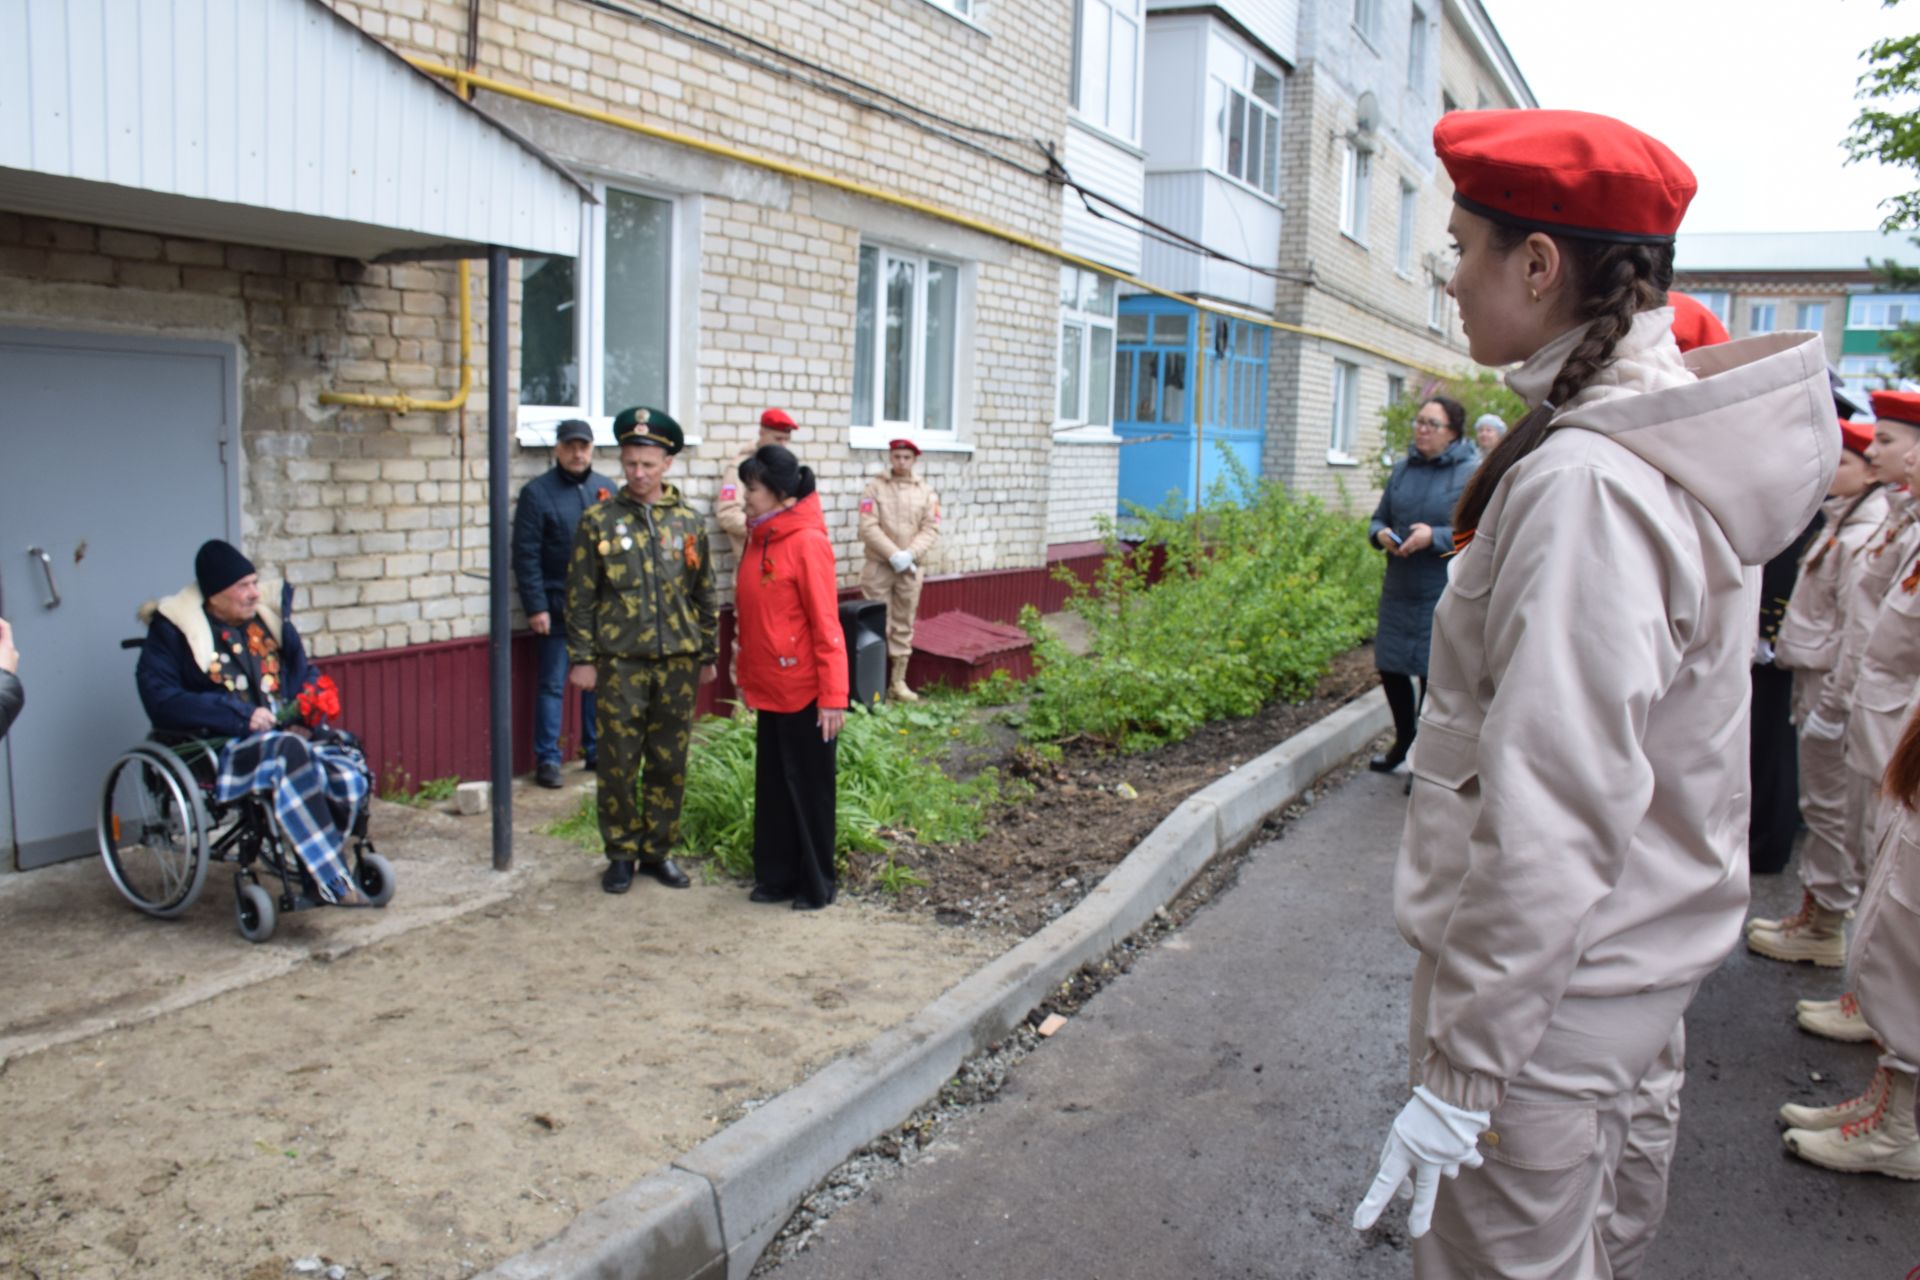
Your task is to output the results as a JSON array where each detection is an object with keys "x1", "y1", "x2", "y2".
[{"x1": 1114, "y1": 301, "x2": 1267, "y2": 516}]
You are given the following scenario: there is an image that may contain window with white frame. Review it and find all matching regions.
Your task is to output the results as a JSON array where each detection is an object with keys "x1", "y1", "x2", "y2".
[
  {"x1": 519, "y1": 184, "x2": 675, "y2": 427},
  {"x1": 1058, "y1": 266, "x2": 1117, "y2": 428},
  {"x1": 1429, "y1": 276, "x2": 1449, "y2": 331},
  {"x1": 1386, "y1": 373, "x2": 1405, "y2": 406},
  {"x1": 1749, "y1": 302, "x2": 1777, "y2": 333},
  {"x1": 853, "y1": 244, "x2": 963, "y2": 437},
  {"x1": 1340, "y1": 142, "x2": 1371, "y2": 243},
  {"x1": 1396, "y1": 181, "x2": 1416, "y2": 276},
  {"x1": 1207, "y1": 40, "x2": 1283, "y2": 197},
  {"x1": 1352, "y1": 0, "x2": 1381, "y2": 45},
  {"x1": 1797, "y1": 301, "x2": 1828, "y2": 330},
  {"x1": 1848, "y1": 293, "x2": 1920, "y2": 328},
  {"x1": 1330, "y1": 360, "x2": 1360, "y2": 461},
  {"x1": 1690, "y1": 290, "x2": 1731, "y2": 324},
  {"x1": 922, "y1": 0, "x2": 973, "y2": 17},
  {"x1": 1071, "y1": 0, "x2": 1142, "y2": 144},
  {"x1": 1407, "y1": 5, "x2": 1428, "y2": 87}
]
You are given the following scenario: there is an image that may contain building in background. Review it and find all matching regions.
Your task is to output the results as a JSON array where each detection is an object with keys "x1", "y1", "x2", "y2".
[{"x1": 1672, "y1": 229, "x2": 1920, "y2": 412}]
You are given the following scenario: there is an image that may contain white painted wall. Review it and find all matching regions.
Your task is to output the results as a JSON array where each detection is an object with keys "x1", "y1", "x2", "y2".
[
  {"x1": 1061, "y1": 122, "x2": 1146, "y2": 274},
  {"x1": 1147, "y1": 0, "x2": 1300, "y2": 66}
]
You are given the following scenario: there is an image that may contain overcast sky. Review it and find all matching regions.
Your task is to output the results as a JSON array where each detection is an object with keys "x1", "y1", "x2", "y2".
[{"x1": 1477, "y1": 0, "x2": 1915, "y2": 234}]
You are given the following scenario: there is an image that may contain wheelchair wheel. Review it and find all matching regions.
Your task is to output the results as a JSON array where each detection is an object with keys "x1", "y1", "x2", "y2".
[
  {"x1": 98, "y1": 746, "x2": 211, "y2": 918},
  {"x1": 354, "y1": 852, "x2": 396, "y2": 908},
  {"x1": 236, "y1": 880, "x2": 277, "y2": 943}
]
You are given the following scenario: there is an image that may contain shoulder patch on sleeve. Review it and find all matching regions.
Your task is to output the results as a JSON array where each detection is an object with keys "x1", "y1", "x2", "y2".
[{"x1": 859, "y1": 497, "x2": 875, "y2": 514}]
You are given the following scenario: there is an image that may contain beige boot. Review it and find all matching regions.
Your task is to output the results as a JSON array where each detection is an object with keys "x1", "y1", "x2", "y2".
[
  {"x1": 1780, "y1": 1064, "x2": 1891, "y2": 1130},
  {"x1": 1784, "y1": 1066, "x2": 1920, "y2": 1180},
  {"x1": 1748, "y1": 888, "x2": 1814, "y2": 935},
  {"x1": 1747, "y1": 898, "x2": 1847, "y2": 966},
  {"x1": 1796, "y1": 990, "x2": 1876, "y2": 1043},
  {"x1": 888, "y1": 659, "x2": 920, "y2": 703}
]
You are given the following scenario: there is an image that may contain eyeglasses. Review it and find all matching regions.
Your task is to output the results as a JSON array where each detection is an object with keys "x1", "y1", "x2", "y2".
[{"x1": 1413, "y1": 417, "x2": 1450, "y2": 431}]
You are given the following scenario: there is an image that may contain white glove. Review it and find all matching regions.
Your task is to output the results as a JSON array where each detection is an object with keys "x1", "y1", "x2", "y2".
[
  {"x1": 1353, "y1": 1085, "x2": 1489, "y2": 1238},
  {"x1": 888, "y1": 550, "x2": 915, "y2": 573},
  {"x1": 1754, "y1": 638, "x2": 1777, "y2": 667},
  {"x1": 1803, "y1": 711, "x2": 1846, "y2": 742}
]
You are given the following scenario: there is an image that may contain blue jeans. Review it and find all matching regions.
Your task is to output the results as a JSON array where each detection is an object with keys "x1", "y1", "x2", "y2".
[{"x1": 534, "y1": 631, "x2": 596, "y2": 767}]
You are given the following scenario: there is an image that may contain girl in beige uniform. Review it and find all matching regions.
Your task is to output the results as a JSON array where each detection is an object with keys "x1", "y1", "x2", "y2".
[
  {"x1": 1780, "y1": 701, "x2": 1920, "y2": 1181},
  {"x1": 858, "y1": 439, "x2": 940, "y2": 702},
  {"x1": 1352, "y1": 110, "x2": 1836, "y2": 1278}
]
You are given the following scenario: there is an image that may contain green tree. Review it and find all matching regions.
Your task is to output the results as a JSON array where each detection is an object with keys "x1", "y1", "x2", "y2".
[{"x1": 1847, "y1": 0, "x2": 1920, "y2": 379}]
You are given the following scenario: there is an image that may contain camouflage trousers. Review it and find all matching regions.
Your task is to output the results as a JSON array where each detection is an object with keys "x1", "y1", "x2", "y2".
[{"x1": 594, "y1": 655, "x2": 700, "y2": 864}]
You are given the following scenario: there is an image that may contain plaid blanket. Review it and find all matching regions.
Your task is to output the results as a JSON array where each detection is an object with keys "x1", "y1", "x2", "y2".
[{"x1": 215, "y1": 731, "x2": 370, "y2": 905}]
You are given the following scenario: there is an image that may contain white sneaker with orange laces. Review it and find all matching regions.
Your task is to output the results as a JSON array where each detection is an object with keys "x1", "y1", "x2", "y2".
[
  {"x1": 1780, "y1": 1065, "x2": 1891, "y2": 1131},
  {"x1": 1784, "y1": 1066, "x2": 1920, "y2": 1180},
  {"x1": 1796, "y1": 991, "x2": 1876, "y2": 1043}
]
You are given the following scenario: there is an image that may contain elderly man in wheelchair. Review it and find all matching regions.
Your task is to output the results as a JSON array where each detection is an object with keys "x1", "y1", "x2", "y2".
[{"x1": 100, "y1": 538, "x2": 393, "y2": 942}]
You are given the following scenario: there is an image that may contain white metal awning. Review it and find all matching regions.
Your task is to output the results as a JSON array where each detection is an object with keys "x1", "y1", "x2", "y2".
[{"x1": 0, "y1": 0, "x2": 587, "y2": 260}]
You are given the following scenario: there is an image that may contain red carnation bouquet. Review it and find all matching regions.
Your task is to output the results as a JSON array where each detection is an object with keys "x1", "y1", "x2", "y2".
[{"x1": 279, "y1": 674, "x2": 343, "y2": 727}]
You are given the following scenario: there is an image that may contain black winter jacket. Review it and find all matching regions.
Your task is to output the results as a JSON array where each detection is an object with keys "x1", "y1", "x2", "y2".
[{"x1": 513, "y1": 465, "x2": 621, "y2": 627}]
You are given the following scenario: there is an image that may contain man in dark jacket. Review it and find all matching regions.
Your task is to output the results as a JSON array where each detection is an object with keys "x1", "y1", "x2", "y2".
[
  {"x1": 0, "y1": 617, "x2": 21, "y2": 741},
  {"x1": 513, "y1": 419, "x2": 619, "y2": 788}
]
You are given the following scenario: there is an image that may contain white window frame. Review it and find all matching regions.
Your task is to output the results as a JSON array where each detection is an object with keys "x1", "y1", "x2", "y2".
[
  {"x1": 1339, "y1": 141, "x2": 1371, "y2": 244},
  {"x1": 1848, "y1": 293, "x2": 1920, "y2": 329},
  {"x1": 918, "y1": 0, "x2": 975, "y2": 19},
  {"x1": 1691, "y1": 290, "x2": 1731, "y2": 325},
  {"x1": 1205, "y1": 38, "x2": 1284, "y2": 199},
  {"x1": 1352, "y1": 0, "x2": 1381, "y2": 47},
  {"x1": 1407, "y1": 5, "x2": 1428, "y2": 88},
  {"x1": 1428, "y1": 276, "x2": 1449, "y2": 332},
  {"x1": 1070, "y1": 0, "x2": 1142, "y2": 145},
  {"x1": 1748, "y1": 302, "x2": 1777, "y2": 334},
  {"x1": 850, "y1": 242, "x2": 972, "y2": 450},
  {"x1": 1395, "y1": 181, "x2": 1417, "y2": 277},
  {"x1": 1329, "y1": 359, "x2": 1361, "y2": 465},
  {"x1": 1056, "y1": 266, "x2": 1118, "y2": 435},
  {"x1": 515, "y1": 180, "x2": 695, "y2": 449},
  {"x1": 1797, "y1": 301, "x2": 1828, "y2": 330}
]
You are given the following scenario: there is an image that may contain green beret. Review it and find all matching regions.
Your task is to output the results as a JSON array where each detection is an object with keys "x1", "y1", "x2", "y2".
[{"x1": 612, "y1": 406, "x2": 683, "y2": 454}]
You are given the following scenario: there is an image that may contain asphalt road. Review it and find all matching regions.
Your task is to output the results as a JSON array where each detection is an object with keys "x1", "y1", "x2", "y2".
[{"x1": 771, "y1": 767, "x2": 1920, "y2": 1279}]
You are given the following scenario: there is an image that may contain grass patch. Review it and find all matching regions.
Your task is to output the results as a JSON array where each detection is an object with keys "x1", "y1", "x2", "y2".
[{"x1": 379, "y1": 768, "x2": 461, "y2": 807}]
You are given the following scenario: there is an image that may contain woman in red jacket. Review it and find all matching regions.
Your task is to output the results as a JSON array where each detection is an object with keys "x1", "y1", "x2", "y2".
[{"x1": 734, "y1": 445, "x2": 849, "y2": 910}]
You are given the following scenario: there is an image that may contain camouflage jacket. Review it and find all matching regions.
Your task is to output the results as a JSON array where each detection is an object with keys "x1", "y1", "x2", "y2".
[{"x1": 565, "y1": 485, "x2": 718, "y2": 666}]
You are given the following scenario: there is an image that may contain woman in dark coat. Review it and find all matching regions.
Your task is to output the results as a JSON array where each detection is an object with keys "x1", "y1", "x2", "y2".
[{"x1": 1367, "y1": 395, "x2": 1477, "y2": 771}]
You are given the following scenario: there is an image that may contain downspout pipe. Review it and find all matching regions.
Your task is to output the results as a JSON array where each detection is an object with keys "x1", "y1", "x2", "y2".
[{"x1": 488, "y1": 246, "x2": 513, "y2": 873}]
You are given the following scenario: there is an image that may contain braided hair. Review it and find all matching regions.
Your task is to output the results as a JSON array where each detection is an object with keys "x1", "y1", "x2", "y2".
[
  {"x1": 1805, "y1": 483, "x2": 1883, "y2": 574},
  {"x1": 1452, "y1": 230, "x2": 1675, "y2": 535}
]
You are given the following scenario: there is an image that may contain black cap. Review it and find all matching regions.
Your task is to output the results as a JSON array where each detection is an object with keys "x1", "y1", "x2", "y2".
[
  {"x1": 555, "y1": 418, "x2": 593, "y2": 445},
  {"x1": 195, "y1": 539, "x2": 256, "y2": 600}
]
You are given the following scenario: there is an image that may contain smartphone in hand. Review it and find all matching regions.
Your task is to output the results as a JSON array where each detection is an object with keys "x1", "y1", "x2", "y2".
[{"x1": 1383, "y1": 528, "x2": 1404, "y2": 546}]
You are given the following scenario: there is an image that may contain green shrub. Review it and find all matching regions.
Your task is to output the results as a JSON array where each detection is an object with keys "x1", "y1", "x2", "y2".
[
  {"x1": 1013, "y1": 453, "x2": 1383, "y2": 752},
  {"x1": 543, "y1": 702, "x2": 1004, "y2": 884}
]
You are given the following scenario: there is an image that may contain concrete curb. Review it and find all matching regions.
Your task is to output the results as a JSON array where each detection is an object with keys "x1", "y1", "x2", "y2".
[{"x1": 478, "y1": 688, "x2": 1391, "y2": 1280}]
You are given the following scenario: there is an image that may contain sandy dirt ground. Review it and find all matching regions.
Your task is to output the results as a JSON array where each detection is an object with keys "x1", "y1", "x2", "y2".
[{"x1": 0, "y1": 778, "x2": 995, "y2": 1280}]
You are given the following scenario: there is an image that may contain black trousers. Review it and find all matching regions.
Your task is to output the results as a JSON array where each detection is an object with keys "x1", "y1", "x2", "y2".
[
  {"x1": 1381, "y1": 672, "x2": 1426, "y2": 755},
  {"x1": 753, "y1": 705, "x2": 839, "y2": 906},
  {"x1": 1748, "y1": 663, "x2": 1800, "y2": 875}
]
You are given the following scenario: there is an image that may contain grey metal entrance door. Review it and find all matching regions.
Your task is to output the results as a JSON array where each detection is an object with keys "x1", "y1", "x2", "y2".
[{"x1": 0, "y1": 329, "x2": 237, "y2": 869}]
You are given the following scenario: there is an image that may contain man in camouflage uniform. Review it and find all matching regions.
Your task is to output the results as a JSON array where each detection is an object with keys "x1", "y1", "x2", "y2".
[{"x1": 566, "y1": 407, "x2": 718, "y2": 894}]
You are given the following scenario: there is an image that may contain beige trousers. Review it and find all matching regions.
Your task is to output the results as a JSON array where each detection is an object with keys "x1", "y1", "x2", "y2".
[
  {"x1": 1798, "y1": 726, "x2": 1861, "y2": 910},
  {"x1": 1409, "y1": 956, "x2": 1696, "y2": 1280},
  {"x1": 859, "y1": 560, "x2": 924, "y2": 661}
]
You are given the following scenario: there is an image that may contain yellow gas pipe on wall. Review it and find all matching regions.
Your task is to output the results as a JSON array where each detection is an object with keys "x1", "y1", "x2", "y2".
[{"x1": 318, "y1": 258, "x2": 473, "y2": 415}]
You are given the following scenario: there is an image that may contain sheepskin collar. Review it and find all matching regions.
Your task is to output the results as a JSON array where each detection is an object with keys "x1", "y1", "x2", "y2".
[{"x1": 137, "y1": 583, "x2": 283, "y2": 672}]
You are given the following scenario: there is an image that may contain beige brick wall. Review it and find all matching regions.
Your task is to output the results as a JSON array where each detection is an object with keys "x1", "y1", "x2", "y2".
[{"x1": 1045, "y1": 437, "x2": 1123, "y2": 545}]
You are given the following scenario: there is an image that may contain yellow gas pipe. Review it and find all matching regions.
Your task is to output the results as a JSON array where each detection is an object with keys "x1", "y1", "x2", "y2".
[{"x1": 318, "y1": 258, "x2": 472, "y2": 415}]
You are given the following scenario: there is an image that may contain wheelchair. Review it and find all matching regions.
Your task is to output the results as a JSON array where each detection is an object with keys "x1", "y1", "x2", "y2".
[{"x1": 99, "y1": 640, "x2": 394, "y2": 943}]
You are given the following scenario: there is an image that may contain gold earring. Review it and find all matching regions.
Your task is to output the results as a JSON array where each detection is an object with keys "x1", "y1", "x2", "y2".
[{"x1": 1529, "y1": 286, "x2": 1540, "y2": 303}]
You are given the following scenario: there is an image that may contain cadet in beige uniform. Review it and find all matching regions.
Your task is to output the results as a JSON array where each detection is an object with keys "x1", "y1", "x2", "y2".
[
  {"x1": 1780, "y1": 703, "x2": 1920, "y2": 1182},
  {"x1": 1755, "y1": 396, "x2": 1920, "y2": 978},
  {"x1": 1352, "y1": 110, "x2": 1836, "y2": 1278},
  {"x1": 714, "y1": 408, "x2": 798, "y2": 687},
  {"x1": 858, "y1": 439, "x2": 940, "y2": 702}
]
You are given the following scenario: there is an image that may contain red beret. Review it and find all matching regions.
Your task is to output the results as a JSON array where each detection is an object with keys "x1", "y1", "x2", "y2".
[
  {"x1": 1871, "y1": 390, "x2": 1920, "y2": 429},
  {"x1": 1434, "y1": 109, "x2": 1696, "y2": 243},
  {"x1": 760, "y1": 407, "x2": 796, "y2": 433},
  {"x1": 1841, "y1": 419, "x2": 1875, "y2": 456},
  {"x1": 1668, "y1": 291, "x2": 1730, "y2": 353},
  {"x1": 887, "y1": 438, "x2": 920, "y2": 456}
]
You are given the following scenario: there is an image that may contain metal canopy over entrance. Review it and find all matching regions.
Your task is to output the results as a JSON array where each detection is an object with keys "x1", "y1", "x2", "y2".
[{"x1": 0, "y1": 0, "x2": 586, "y2": 261}]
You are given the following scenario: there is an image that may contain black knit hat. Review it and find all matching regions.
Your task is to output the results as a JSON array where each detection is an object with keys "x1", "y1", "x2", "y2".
[{"x1": 195, "y1": 539, "x2": 256, "y2": 599}]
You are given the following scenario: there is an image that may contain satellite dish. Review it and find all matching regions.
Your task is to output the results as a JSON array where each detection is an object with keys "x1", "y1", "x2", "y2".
[{"x1": 1355, "y1": 91, "x2": 1380, "y2": 137}]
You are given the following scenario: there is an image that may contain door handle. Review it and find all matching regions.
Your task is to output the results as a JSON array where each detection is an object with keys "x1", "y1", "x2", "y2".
[{"x1": 26, "y1": 546, "x2": 60, "y2": 608}]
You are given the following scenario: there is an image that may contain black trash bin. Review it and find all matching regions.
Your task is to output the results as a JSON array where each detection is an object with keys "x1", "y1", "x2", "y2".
[{"x1": 840, "y1": 599, "x2": 888, "y2": 709}]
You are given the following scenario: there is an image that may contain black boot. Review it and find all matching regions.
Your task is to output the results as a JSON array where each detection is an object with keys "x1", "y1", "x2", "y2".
[
  {"x1": 1369, "y1": 745, "x2": 1408, "y2": 773},
  {"x1": 601, "y1": 859, "x2": 634, "y2": 894}
]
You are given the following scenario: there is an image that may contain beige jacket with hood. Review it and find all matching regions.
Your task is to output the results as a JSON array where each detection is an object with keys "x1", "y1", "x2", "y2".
[
  {"x1": 1395, "y1": 311, "x2": 1836, "y2": 1112},
  {"x1": 1809, "y1": 491, "x2": 1920, "y2": 731},
  {"x1": 1776, "y1": 487, "x2": 1889, "y2": 721},
  {"x1": 1843, "y1": 520, "x2": 1920, "y2": 782}
]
